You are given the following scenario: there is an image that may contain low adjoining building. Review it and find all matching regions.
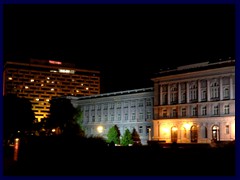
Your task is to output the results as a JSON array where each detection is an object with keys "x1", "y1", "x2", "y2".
[{"x1": 66, "y1": 87, "x2": 154, "y2": 145}]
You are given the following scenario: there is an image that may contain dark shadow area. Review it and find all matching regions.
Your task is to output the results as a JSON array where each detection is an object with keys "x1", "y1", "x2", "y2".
[{"x1": 4, "y1": 136, "x2": 235, "y2": 176}]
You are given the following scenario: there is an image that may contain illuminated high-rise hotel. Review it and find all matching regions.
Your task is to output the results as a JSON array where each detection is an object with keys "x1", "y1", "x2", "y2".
[{"x1": 3, "y1": 59, "x2": 100, "y2": 122}]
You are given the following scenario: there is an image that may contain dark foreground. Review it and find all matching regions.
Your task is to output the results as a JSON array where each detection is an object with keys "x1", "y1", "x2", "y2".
[{"x1": 4, "y1": 136, "x2": 235, "y2": 176}]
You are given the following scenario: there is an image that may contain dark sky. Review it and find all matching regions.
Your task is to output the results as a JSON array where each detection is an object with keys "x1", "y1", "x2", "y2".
[{"x1": 3, "y1": 4, "x2": 235, "y2": 93}]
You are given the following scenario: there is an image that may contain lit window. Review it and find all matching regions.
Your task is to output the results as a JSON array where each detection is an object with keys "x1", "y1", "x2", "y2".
[
  {"x1": 25, "y1": 86, "x2": 29, "y2": 89},
  {"x1": 46, "y1": 99, "x2": 49, "y2": 102},
  {"x1": 36, "y1": 98, "x2": 39, "y2": 101},
  {"x1": 51, "y1": 88, "x2": 54, "y2": 91},
  {"x1": 8, "y1": 77, "x2": 13, "y2": 80},
  {"x1": 30, "y1": 79, "x2": 34, "y2": 82},
  {"x1": 51, "y1": 81, "x2": 54, "y2": 83},
  {"x1": 86, "y1": 87, "x2": 89, "y2": 90},
  {"x1": 47, "y1": 77, "x2": 50, "y2": 80},
  {"x1": 41, "y1": 84, "x2": 44, "y2": 86}
]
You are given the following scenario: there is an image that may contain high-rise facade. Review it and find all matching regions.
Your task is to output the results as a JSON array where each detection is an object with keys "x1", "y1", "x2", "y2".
[
  {"x1": 3, "y1": 59, "x2": 100, "y2": 122},
  {"x1": 151, "y1": 60, "x2": 235, "y2": 143},
  {"x1": 66, "y1": 87, "x2": 154, "y2": 145}
]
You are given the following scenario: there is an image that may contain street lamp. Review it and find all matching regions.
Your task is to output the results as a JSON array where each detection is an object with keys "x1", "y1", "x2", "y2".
[
  {"x1": 97, "y1": 125, "x2": 103, "y2": 134},
  {"x1": 148, "y1": 128, "x2": 152, "y2": 141}
]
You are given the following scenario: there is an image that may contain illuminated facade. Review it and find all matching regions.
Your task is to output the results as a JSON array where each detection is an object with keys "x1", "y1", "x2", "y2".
[
  {"x1": 151, "y1": 60, "x2": 235, "y2": 143},
  {"x1": 3, "y1": 59, "x2": 100, "y2": 122},
  {"x1": 66, "y1": 87, "x2": 154, "y2": 145}
]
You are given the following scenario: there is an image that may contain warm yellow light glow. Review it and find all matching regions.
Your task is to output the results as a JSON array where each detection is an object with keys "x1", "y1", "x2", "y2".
[
  {"x1": 97, "y1": 126, "x2": 103, "y2": 133},
  {"x1": 172, "y1": 127, "x2": 178, "y2": 131},
  {"x1": 162, "y1": 127, "x2": 168, "y2": 133},
  {"x1": 184, "y1": 123, "x2": 191, "y2": 130},
  {"x1": 86, "y1": 87, "x2": 89, "y2": 90},
  {"x1": 8, "y1": 77, "x2": 13, "y2": 80},
  {"x1": 25, "y1": 86, "x2": 29, "y2": 89},
  {"x1": 36, "y1": 98, "x2": 39, "y2": 101},
  {"x1": 51, "y1": 88, "x2": 54, "y2": 91},
  {"x1": 52, "y1": 129, "x2": 56, "y2": 132},
  {"x1": 30, "y1": 79, "x2": 34, "y2": 82},
  {"x1": 15, "y1": 138, "x2": 19, "y2": 142}
]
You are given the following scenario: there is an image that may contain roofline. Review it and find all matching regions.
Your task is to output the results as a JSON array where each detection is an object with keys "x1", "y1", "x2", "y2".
[{"x1": 65, "y1": 87, "x2": 154, "y2": 100}]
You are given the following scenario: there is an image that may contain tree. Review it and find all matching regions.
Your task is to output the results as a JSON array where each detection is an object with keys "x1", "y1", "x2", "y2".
[
  {"x1": 47, "y1": 97, "x2": 85, "y2": 137},
  {"x1": 47, "y1": 97, "x2": 76, "y2": 134},
  {"x1": 73, "y1": 106, "x2": 85, "y2": 137},
  {"x1": 3, "y1": 94, "x2": 35, "y2": 140},
  {"x1": 106, "y1": 125, "x2": 120, "y2": 145},
  {"x1": 121, "y1": 129, "x2": 133, "y2": 146},
  {"x1": 132, "y1": 128, "x2": 142, "y2": 146}
]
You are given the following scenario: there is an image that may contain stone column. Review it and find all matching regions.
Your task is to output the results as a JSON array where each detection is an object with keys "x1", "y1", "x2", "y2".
[
  {"x1": 153, "y1": 120, "x2": 159, "y2": 140},
  {"x1": 154, "y1": 82, "x2": 159, "y2": 106},
  {"x1": 207, "y1": 79, "x2": 210, "y2": 101},
  {"x1": 220, "y1": 77, "x2": 223, "y2": 100},
  {"x1": 230, "y1": 76, "x2": 233, "y2": 99},
  {"x1": 186, "y1": 82, "x2": 190, "y2": 103},
  {"x1": 198, "y1": 80, "x2": 201, "y2": 102},
  {"x1": 168, "y1": 84, "x2": 171, "y2": 105},
  {"x1": 160, "y1": 84, "x2": 163, "y2": 106},
  {"x1": 178, "y1": 82, "x2": 181, "y2": 103}
]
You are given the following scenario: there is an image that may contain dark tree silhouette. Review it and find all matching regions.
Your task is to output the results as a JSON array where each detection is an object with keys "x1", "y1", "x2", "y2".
[
  {"x1": 47, "y1": 97, "x2": 84, "y2": 136},
  {"x1": 3, "y1": 94, "x2": 35, "y2": 140},
  {"x1": 131, "y1": 128, "x2": 142, "y2": 146}
]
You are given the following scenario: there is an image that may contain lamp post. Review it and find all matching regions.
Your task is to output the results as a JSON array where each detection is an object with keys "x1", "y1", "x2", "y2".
[{"x1": 148, "y1": 128, "x2": 152, "y2": 141}]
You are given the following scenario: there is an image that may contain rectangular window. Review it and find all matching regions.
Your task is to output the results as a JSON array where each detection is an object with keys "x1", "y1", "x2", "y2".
[
  {"x1": 139, "y1": 113, "x2": 144, "y2": 121},
  {"x1": 147, "y1": 112, "x2": 151, "y2": 120},
  {"x1": 132, "y1": 112, "x2": 136, "y2": 121},
  {"x1": 139, "y1": 126, "x2": 143, "y2": 134},
  {"x1": 117, "y1": 114, "x2": 121, "y2": 121},
  {"x1": 213, "y1": 105, "x2": 219, "y2": 115},
  {"x1": 172, "y1": 109, "x2": 177, "y2": 117},
  {"x1": 192, "y1": 107, "x2": 197, "y2": 116},
  {"x1": 224, "y1": 105, "x2": 230, "y2": 114},
  {"x1": 201, "y1": 106, "x2": 207, "y2": 116},
  {"x1": 111, "y1": 115, "x2": 114, "y2": 122},
  {"x1": 226, "y1": 125, "x2": 229, "y2": 134},
  {"x1": 163, "y1": 109, "x2": 167, "y2": 117},
  {"x1": 182, "y1": 108, "x2": 186, "y2": 117},
  {"x1": 125, "y1": 113, "x2": 128, "y2": 121}
]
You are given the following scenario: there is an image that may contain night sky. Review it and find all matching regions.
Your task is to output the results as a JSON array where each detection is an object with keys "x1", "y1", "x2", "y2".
[{"x1": 3, "y1": 4, "x2": 235, "y2": 93}]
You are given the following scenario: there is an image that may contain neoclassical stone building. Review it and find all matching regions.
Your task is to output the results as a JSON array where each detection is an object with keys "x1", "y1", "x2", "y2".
[
  {"x1": 151, "y1": 60, "x2": 235, "y2": 143},
  {"x1": 66, "y1": 88, "x2": 154, "y2": 145}
]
